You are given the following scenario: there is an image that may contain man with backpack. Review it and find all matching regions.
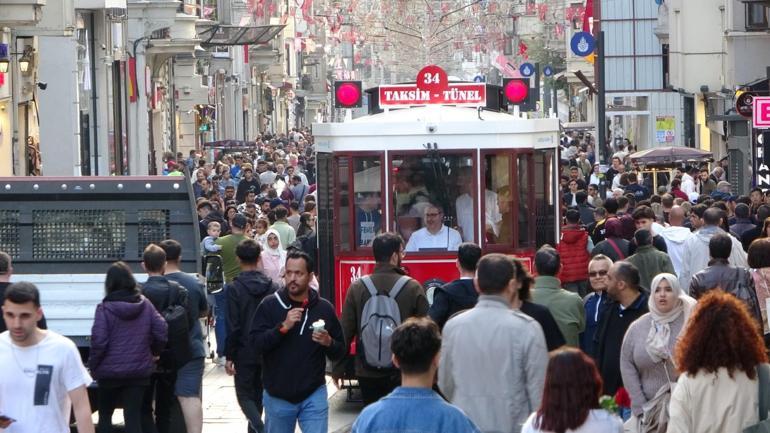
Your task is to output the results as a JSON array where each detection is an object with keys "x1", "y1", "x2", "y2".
[
  {"x1": 340, "y1": 232, "x2": 429, "y2": 406},
  {"x1": 159, "y1": 240, "x2": 209, "y2": 433},
  {"x1": 250, "y1": 250, "x2": 345, "y2": 433},
  {"x1": 225, "y1": 239, "x2": 278, "y2": 433},
  {"x1": 140, "y1": 244, "x2": 193, "y2": 433}
]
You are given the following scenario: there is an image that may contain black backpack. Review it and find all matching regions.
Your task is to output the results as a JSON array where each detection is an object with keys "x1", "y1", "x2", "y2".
[{"x1": 160, "y1": 284, "x2": 192, "y2": 370}]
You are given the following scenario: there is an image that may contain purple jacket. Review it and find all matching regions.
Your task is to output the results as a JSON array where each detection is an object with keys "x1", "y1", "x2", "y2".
[{"x1": 89, "y1": 289, "x2": 168, "y2": 380}]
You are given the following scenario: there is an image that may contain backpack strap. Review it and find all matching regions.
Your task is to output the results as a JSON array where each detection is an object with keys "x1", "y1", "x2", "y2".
[
  {"x1": 606, "y1": 238, "x2": 625, "y2": 260},
  {"x1": 389, "y1": 276, "x2": 411, "y2": 300},
  {"x1": 361, "y1": 276, "x2": 379, "y2": 297}
]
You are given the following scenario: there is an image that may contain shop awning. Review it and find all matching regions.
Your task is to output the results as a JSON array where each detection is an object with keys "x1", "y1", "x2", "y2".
[{"x1": 197, "y1": 24, "x2": 285, "y2": 47}]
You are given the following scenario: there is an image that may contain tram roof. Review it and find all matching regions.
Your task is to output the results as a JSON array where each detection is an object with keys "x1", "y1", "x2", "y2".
[{"x1": 313, "y1": 105, "x2": 560, "y2": 153}]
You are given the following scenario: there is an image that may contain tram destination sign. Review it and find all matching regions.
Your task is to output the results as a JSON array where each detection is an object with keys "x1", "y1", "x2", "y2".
[{"x1": 378, "y1": 83, "x2": 487, "y2": 107}]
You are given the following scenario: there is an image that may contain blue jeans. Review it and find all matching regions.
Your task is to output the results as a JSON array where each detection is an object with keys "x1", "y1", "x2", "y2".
[
  {"x1": 214, "y1": 290, "x2": 228, "y2": 358},
  {"x1": 263, "y1": 386, "x2": 327, "y2": 433}
]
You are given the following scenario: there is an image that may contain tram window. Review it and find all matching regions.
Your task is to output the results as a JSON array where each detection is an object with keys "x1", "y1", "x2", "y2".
[
  {"x1": 353, "y1": 156, "x2": 383, "y2": 248},
  {"x1": 337, "y1": 157, "x2": 351, "y2": 251},
  {"x1": 392, "y1": 153, "x2": 472, "y2": 251},
  {"x1": 485, "y1": 154, "x2": 512, "y2": 246},
  {"x1": 534, "y1": 150, "x2": 557, "y2": 247},
  {"x1": 518, "y1": 154, "x2": 531, "y2": 248}
]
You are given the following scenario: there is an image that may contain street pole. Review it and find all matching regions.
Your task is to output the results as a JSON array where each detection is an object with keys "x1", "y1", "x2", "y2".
[
  {"x1": 597, "y1": 30, "x2": 606, "y2": 165},
  {"x1": 765, "y1": 66, "x2": 770, "y2": 159}
]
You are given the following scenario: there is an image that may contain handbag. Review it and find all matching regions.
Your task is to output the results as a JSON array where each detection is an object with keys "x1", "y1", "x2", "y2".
[
  {"x1": 638, "y1": 363, "x2": 673, "y2": 433},
  {"x1": 744, "y1": 363, "x2": 770, "y2": 433}
]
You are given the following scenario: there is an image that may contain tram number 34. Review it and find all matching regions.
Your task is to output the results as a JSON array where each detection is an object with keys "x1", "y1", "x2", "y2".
[
  {"x1": 349, "y1": 266, "x2": 363, "y2": 284},
  {"x1": 423, "y1": 73, "x2": 441, "y2": 84}
]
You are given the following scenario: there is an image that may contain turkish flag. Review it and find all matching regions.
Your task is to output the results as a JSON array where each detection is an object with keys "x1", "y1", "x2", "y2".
[{"x1": 583, "y1": 0, "x2": 594, "y2": 32}]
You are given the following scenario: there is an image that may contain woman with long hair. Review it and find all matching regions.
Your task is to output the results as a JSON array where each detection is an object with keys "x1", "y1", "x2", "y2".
[
  {"x1": 89, "y1": 262, "x2": 168, "y2": 433},
  {"x1": 667, "y1": 291, "x2": 769, "y2": 433},
  {"x1": 749, "y1": 237, "x2": 770, "y2": 347},
  {"x1": 759, "y1": 216, "x2": 770, "y2": 239},
  {"x1": 296, "y1": 212, "x2": 315, "y2": 238},
  {"x1": 619, "y1": 273, "x2": 695, "y2": 426},
  {"x1": 522, "y1": 348, "x2": 622, "y2": 433}
]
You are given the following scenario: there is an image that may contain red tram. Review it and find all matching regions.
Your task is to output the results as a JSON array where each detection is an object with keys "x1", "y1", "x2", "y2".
[{"x1": 313, "y1": 77, "x2": 561, "y2": 312}]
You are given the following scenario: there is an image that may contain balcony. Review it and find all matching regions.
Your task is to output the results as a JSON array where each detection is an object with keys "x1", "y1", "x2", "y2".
[
  {"x1": 127, "y1": 0, "x2": 179, "y2": 40},
  {"x1": 0, "y1": 0, "x2": 45, "y2": 27}
]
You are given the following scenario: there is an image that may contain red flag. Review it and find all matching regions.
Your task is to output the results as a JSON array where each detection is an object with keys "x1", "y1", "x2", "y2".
[
  {"x1": 128, "y1": 57, "x2": 137, "y2": 103},
  {"x1": 583, "y1": 0, "x2": 593, "y2": 32},
  {"x1": 518, "y1": 41, "x2": 528, "y2": 56}
]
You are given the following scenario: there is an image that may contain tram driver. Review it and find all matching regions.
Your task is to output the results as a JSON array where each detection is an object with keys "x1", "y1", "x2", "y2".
[{"x1": 404, "y1": 203, "x2": 463, "y2": 252}]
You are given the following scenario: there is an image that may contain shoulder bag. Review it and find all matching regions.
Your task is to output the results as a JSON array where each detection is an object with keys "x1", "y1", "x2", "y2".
[{"x1": 744, "y1": 363, "x2": 770, "y2": 433}]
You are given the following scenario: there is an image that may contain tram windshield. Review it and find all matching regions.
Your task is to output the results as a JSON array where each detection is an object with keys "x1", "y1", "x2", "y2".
[
  {"x1": 333, "y1": 148, "x2": 556, "y2": 254},
  {"x1": 392, "y1": 153, "x2": 473, "y2": 251}
]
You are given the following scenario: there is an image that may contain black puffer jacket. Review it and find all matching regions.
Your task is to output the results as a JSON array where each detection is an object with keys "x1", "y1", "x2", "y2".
[
  {"x1": 225, "y1": 270, "x2": 277, "y2": 365},
  {"x1": 689, "y1": 260, "x2": 762, "y2": 326}
]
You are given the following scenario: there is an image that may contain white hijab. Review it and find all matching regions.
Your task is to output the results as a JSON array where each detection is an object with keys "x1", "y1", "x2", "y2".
[
  {"x1": 264, "y1": 228, "x2": 286, "y2": 259},
  {"x1": 646, "y1": 273, "x2": 697, "y2": 363}
]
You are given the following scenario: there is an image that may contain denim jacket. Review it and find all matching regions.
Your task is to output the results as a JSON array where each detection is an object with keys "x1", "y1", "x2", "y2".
[{"x1": 352, "y1": 387, "x2": 481, "y2": 433}]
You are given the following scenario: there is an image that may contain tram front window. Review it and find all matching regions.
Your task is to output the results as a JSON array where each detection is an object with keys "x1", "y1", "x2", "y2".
[{"x1": 393, "y1": 153, "x2": 471, "y2": 252}]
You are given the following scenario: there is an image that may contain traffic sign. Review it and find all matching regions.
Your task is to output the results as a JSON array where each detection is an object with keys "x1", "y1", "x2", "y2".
[
  {"x1": 754, "y1": 97, "x2": 770, "y2": 129},
  {"x1": 736, "y1": 91, "x2": 756, "y2": 118},
  {"x1": 543, "y1": 65, "x2": 554, "y2": 77},
  {"x1": 571, "y1": 32, "x2": 596, "y2": 57},
  {"x1": 519, "y1": 63, "x2": 535, "y2": 77},
  {"x1": 416, "y1": 65, "x2": 448, "y2": 94},
  {"x1": 473, "y1": 74, "x2": 485, "y2": 83}
]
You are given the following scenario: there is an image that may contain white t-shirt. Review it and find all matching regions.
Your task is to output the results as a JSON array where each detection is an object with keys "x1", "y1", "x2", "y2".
[
  {"x1": 521, "y1": 409, "x2": 623, "y2": 433},
  {"x1": 0, "y1": 331, "x2": 92, "y2": 433},
  {"x1": 404, "y1": 225, "x2": 463, "y2": 252},
  {"x1": 456, "y1": 191, "x2": 502, "y2": 243}
]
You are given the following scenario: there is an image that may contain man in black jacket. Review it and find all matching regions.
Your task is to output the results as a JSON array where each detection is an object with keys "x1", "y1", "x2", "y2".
[
  {"x1": 595, "y1": 261, "x2": 648, "y2": 396},
  {"x1": 236, "y1": 165, "x2": 261, "y2": 204},
  {"x1": 0, "y1": 251, "x2": 47, "y2": 332},
  {"x1": 140, "y1": 244, "x2": 192, "y2": 433},
  {"x1": 428, "y1": 243, "x2": 481, "y2": 329},
  {"x1": 251, "y1": 250, "x2": 345, "y2": 432},
  {"x1": 225, "y1": 239, "x2": 277, "y2": 433}
]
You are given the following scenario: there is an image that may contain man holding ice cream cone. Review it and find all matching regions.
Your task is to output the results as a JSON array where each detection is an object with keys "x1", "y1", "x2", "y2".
[{"x1": 250, "y1": 250, "x2": 345, "y2": 433}]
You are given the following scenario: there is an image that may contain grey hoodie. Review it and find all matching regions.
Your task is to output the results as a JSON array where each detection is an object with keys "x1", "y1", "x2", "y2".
[{"x1": 679, "y1": 226, "x2": 748, "y2": 292}]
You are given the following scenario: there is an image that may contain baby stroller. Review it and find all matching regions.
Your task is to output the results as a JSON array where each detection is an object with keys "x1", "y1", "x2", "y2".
[{"x1": 203, "y1": 254, "x2": 224, "y2": 361}]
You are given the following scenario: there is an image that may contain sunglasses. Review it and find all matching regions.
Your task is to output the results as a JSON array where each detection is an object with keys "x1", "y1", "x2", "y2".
[{"x1": 588, "y1": 270, "x2": 608, "y2": 277}]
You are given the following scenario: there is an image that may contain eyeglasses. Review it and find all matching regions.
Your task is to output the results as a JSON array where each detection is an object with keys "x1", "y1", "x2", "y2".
[{"x1": 588, "y1": 270, "x2": 608, "y2": 277}]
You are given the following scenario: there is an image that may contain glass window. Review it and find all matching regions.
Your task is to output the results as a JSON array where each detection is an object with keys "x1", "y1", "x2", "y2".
[
  {"x1": 534, "y1": 150, "x2": 557, "y2": 247},
  {"x1": 518, "y1": 154, "x2": 531, "y2": 248},
  {"x1": 336, "y1": 157, "x2": 351, "y2": 251},
  {"x1": 392, "y1": 153, "x2": 472, "y2": 252},
  {"x1": 485, "y1": 154, "x2": 511, "y2": 246},
  {"x1": 353, "y1": 156, "x2": 383, "y2": 248},
  {"x1": 747, "y1": 4, "x2": 769, "y2": 30}
]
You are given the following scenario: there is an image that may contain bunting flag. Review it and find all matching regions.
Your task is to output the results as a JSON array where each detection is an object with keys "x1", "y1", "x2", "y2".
[
  {"x1": 518, "y1": 41, "x2": 528, "y2": 56},
  {"x1": 128, "y1": 57, "x2": 137, "y2": 103},
  {"x1": 538, "y1": 4, "x2": 548, "y2": 21}
]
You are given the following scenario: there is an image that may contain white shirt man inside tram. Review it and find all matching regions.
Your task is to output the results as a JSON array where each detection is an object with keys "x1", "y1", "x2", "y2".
[
  {"x1": 455, "y1": 171, "x2": 502, "y2": 243},
  {"x1": 404, "y1": 203, "x2": 463, "y2": 252}
]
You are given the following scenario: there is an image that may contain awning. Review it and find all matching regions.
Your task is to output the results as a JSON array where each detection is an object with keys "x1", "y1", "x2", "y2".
[{"x1": 197, "y1": 24, "x2": 285, "y2": 47}]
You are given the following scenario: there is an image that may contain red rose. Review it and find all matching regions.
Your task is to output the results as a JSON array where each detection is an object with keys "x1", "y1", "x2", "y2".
[{"x1": 615, "y1": 387, "x2": 631, "y2": 408}]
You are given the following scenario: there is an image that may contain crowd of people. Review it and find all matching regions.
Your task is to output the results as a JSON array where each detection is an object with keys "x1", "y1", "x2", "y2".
[{"x1": 3, "y1": 124, "x2": 770, "y2": 433}]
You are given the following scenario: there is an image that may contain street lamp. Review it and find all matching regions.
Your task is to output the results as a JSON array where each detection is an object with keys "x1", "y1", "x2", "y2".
[{"x1": 0, "y1": 47, "x2": 34, "y2": 73}]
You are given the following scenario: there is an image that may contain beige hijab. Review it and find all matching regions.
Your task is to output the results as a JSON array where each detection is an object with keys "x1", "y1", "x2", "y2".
[{"x1": 646, "y1": 273, "x2": 697, "y2": 363}]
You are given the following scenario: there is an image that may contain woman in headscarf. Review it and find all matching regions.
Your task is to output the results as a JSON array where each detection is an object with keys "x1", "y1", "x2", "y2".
[
  {"x1": 619, "y1": 273, "x2": 696, "y2": 428},
  {"x1": 260, "y1": 228, "x2": 286, "y2": 286},
  {"x1": 591, "y1": 218, "x2": 630, "y2": 262}
]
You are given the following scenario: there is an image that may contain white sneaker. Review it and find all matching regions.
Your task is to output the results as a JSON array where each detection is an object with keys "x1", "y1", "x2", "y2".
[{"x1": 215, "y1": 357, "x2": 226, "y2": 366}]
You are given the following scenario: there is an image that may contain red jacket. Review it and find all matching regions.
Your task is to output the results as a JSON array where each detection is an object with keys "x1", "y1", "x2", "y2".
[
  {"x1": 557, "y1": 225, "x2": 590, "y2": 283},
  {"x1": 671, "y1": 187, "x2": 689, "y2": 202}
]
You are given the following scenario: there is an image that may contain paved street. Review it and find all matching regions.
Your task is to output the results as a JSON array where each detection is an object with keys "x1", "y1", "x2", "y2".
[{"x1": 200, "y1": 358, "x2": 362, "y2": 433}]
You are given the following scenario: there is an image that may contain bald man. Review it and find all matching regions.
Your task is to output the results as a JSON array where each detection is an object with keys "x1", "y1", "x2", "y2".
[{"x1": 657, "y1": 205, "x2": 693, "y2": 279}]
